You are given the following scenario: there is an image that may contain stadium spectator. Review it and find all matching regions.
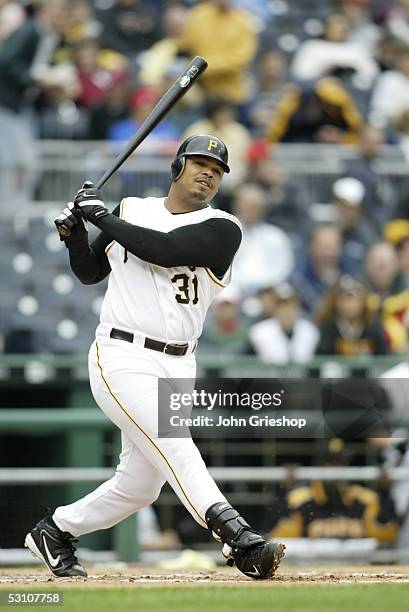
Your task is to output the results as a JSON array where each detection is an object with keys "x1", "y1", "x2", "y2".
[
  {"x1": 183, "y1": 96, "x2": 252, "y2": 188},
  {"x1": 199, "y1": 285, "x2": 250, "y2": 357},
  {"x1": 248, "y1": 50, "x2": 290, "y2": 136},
  {"x1": 339, "y1": 0, "x2": 381, "y2": 53},
  {"x1": 0, "y1": 0, "x2": 69, "y2": 215},
  {"x1": 231, "y1": 183, "x2": 294, "y2": 294},
  {"x1": 230, "y1": 0, "x2": 273, "y2": 25},
  {"x1": 265, "y1": 77, "x2": 362, "y2": 144},
  {"x1": 88, "y1": 72, "x2": 131, "y2": 140},
  {"x1": 376, "y1": 0, "x2": 409, "y2": 48},
  {"x1": 384, "y1": 218, "x2": 409, "y2": 287},
  {"x1": 370, "y1": 45, "x2": 409, "y2": 129},
  {"x1": 244, "y1": 140, "x2": 306, "y2": 241},
  {"x1": 95, "y1": 0, "x2": 162, "y2": 59},
  {"x1": 256, "y1": 285, "x2": 277, "y2": 321},
  {"x1": 249, "y1": 283, "x2": 319, "y2": 364},
  {"x1": 291, "y1": 13, "x2": 379, "y2": 88},
  {"x1": 376, "y1": 31, "x2": 403, "y2": 72},
  {"x1": 27, "y1": 0, "x2": 89, "y2": 138},
  {"x1": 342, "y1": 124, "x2": 393, "y2": 230},
  {"x1": 396, "y1": 237, "x2": 409, "y2": 288},
  {"x1": 269, "y1": 439, "x2": 399, "y2": 543},
  {"x1": 72, "y1": 37, "x2": 128, "y2": 109},
  {"x1": 178, "y1": 0, "x2": 258, "y2": 104},
  {"x1": 392, "y1": 106, "x2": 409, "y2": 163},
  {"x1": 0, "y1": 0, "x2": 25, "y2": 41},
  {"x1": 108, "y1": 86, "x2": 181, "y2": 149},
  {"x1": 316, "y1": 275, "x2": 389, "y2": 356},
  {"x1": 332, "y1": 177, "x2": 377, "y2": 273},
  {"x1": 138, "y1": 4, "x2": 187, "y2": 89},
  {"x1": 392, "y1": 171, "x2": 409, "y2": 222},
  {"x1": 157, "y1": 59, "x2": 204, "y2": 134},
  {"x1": 290, "y1": 225, "x2": 348, "y2": 316},
  {"x1": 53, "y1": 0, "x2": 99, "y2": 59},
  {"x1": 365, "y1": 241, "x2": 409, "y2": 352}
]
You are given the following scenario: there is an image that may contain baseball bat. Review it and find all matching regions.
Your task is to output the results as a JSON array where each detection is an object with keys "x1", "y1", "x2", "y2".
[{"x1": 56, "y1": 55, "x2": 208, "y2": 237}]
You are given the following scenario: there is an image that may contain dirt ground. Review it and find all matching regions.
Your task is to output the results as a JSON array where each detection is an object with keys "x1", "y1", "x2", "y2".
[{"x1": 1, "y1": 565, "x2": 409, "y2": 587}]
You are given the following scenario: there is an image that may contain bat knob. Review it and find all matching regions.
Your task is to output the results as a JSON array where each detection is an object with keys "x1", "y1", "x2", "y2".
[{"x1": 55, "y1": 219, "x2": 71, "y2": 239}]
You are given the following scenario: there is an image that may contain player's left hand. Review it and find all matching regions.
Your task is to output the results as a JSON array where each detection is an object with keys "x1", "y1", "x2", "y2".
[
  {"x1": 54, "y1": 201, "x2": 86, "y2": 240},
  {"x1": 73, "y1": 181, "x2": 109, "y2": 223}
]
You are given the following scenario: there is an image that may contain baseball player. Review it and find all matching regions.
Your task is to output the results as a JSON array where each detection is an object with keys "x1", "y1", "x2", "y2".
[{"x1": 24, "y1": 134, "x2": 285, "y2": 579}]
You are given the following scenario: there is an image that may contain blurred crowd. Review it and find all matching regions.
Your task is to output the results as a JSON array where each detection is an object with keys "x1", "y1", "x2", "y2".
[
  {"x1": 268, "y1": 437, "x2": 402, "y2": 548},
  {"x1": 3, "y1": 0, "x2": 409, "y2": 362}
]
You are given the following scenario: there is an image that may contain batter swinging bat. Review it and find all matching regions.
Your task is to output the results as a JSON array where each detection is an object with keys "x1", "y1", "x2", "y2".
[{"x1": 56, "y1": 55, "x2": 208, "y2": 238}]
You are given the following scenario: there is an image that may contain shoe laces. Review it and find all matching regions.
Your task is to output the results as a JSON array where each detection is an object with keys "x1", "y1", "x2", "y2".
[
  {"x1": 231, "y1": 526, "x2": 263, "y2": 549},
  {"x1": 58, "y1": 533, "x2": 80, "y2": 564},
  {"x1": 243, "y1": 544, "x2": 264, "y2": 563}
]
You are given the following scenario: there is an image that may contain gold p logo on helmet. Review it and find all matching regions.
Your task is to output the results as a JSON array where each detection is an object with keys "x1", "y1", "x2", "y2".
[{"x1": 208, "y1": 139, "x2": 218, "y2": 151}]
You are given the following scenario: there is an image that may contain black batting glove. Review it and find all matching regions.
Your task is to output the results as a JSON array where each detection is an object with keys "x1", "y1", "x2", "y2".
[
  {"x1": 73, "y1": 181, "x2": 109, "y2": 223},
  {"x1": 54, "y1": 201, "x2": 86, "y2": 241}
]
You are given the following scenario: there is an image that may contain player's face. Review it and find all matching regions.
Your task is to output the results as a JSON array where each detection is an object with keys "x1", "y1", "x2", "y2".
[{"x1": 182, "y1": 156, "x2": 224, "y2": 205}]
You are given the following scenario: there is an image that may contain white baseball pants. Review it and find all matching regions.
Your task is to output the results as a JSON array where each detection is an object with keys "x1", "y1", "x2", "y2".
[{"x1": 53, "y1": 325, "x2": 226, "y2": 537}]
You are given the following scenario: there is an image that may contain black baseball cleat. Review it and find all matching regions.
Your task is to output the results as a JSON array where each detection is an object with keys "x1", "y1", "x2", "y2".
[
  {"x1": 206, "y1": 502, "x2": 285, "y2": 580},
  {"x1": 228, "y1": 541, "x2": 286, "y2": 580},
  {"x1": 24, "y1": 511, "x2": 87, "y2": 577}
]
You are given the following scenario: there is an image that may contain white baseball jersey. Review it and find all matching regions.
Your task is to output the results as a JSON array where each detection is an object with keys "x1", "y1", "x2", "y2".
[{"x1": 99, "y1": 196, "x2": 242, "y2": 342}]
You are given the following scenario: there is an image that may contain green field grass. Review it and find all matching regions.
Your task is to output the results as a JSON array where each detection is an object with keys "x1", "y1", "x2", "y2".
[{"x1": 1, "y1": 585, "x2": 408, "y2": 612}]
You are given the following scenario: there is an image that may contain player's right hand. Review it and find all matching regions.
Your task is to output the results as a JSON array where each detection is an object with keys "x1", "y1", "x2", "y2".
[{"x1": 54, "y1": 202, "x2": 86, "y2": 240}]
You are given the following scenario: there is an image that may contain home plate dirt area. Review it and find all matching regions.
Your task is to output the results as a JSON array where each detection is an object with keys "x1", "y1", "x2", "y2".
[{"x1": 1, "y1": 565, "x2": 409, "y2": 587}]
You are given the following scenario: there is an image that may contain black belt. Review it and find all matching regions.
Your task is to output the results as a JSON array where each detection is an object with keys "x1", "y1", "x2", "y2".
[{"x1": 109, "y1": 327, "x2": 190, "y2": 356}]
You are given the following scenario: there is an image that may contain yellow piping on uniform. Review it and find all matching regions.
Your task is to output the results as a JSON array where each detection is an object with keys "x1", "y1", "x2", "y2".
[
  {"x1": 95, "y1": 340, "x2": 206, "y2": 525},
  {"x1": 205, "y1": 268, "x2": 226, "y2": 287}
]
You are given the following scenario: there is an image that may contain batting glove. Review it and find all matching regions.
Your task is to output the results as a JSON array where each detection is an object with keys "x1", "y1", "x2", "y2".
[
  {"x1": 73, "y1": 181, "x2": 109, "y2": 223},
  {"x1": 54, "y1": 201, "x2": 86, "y2": 240}
]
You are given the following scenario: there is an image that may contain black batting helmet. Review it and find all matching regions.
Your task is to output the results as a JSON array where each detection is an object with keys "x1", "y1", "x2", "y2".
[{"x1": 171, "y1": 133, "x2": 230, "y2": 181}]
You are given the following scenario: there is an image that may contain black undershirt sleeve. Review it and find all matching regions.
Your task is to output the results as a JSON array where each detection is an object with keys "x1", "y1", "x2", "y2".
[
  {"x1": 93, "y1": 213, "x2": 242, "y2": 277},
  {"x1": 66, "y1": 204, "x2": 120, "y2": 284},
  {"x1": 66, "y1": 208, "x2": 242, "y2": 284}
]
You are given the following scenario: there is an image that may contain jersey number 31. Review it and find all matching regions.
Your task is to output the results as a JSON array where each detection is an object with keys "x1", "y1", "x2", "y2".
[{"x1": 171, "y1": 267, "x2": 199, "y2": 305}]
